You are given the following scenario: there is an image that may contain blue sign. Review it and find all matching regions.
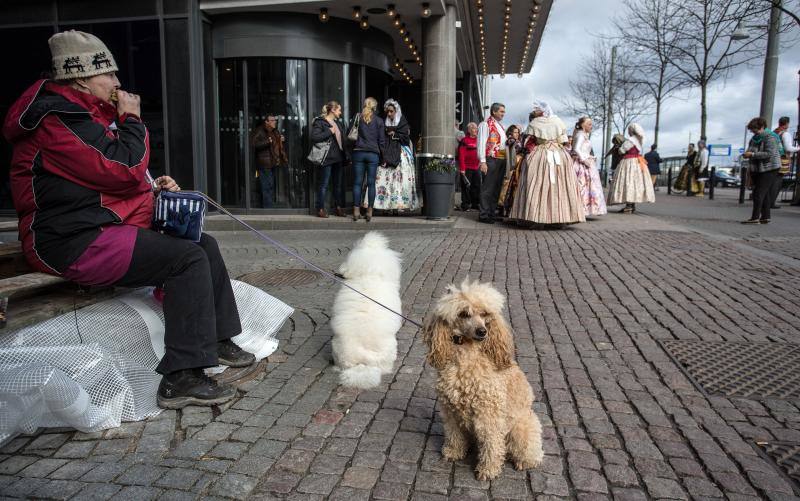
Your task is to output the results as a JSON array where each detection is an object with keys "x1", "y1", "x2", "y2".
[
  {"x1": 738, "y1": 147, "x2": 745, "y2": 154},
  {"x1": 708, "y1": 144, "x2": 732, "y2": 156}
]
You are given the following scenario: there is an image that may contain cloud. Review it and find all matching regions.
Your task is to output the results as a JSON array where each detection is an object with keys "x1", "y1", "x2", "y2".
[{"x1": 492, "y1": 0, "x2": 800, "y2": 163}]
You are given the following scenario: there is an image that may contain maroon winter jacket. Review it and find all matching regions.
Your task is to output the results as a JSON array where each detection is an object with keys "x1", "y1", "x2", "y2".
[{"x1": 2, "y1": 80, "x2": 153, "y2": 275}]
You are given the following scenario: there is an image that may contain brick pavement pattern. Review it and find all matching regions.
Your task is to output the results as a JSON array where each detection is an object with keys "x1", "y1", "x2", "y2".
[{"x1": 1, "y1": 221, "x2": 800, "y2": 500}]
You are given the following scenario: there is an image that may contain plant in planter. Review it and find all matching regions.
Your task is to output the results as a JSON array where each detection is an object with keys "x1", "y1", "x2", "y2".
[{"x1": 422, "y1": 156, "x2": 458, "y2": 219}]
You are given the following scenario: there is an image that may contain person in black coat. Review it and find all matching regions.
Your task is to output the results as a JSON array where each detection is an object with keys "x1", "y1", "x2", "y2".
[
  {"x1": 310, "y1": 101, "x2": 347, "y2": 218},
  {"x1": 370, "y1": 99, "x2": 421, "y2": 212}
]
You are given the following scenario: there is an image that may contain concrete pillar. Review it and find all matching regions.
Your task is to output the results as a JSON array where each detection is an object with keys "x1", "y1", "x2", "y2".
[{"x1": 422, "y1": 3, "x2": 457, "y2": 156}]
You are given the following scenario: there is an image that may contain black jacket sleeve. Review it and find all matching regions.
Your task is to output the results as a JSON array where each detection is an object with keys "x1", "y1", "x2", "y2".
[
  {"x1": 310, "y1": 118, "x2": 333, "y2": 144},
  {"x1": 393, "y1": 117, "x2": 411, "y2": 145}
]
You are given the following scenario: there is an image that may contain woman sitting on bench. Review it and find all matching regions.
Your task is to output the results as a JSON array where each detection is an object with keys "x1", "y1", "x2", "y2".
[{"x1": 2, "y1": 30, "x2": 252, "y2": 409}]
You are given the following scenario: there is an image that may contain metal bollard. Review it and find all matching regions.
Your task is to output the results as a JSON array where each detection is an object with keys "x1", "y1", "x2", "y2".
[
  {"x1": 709, "y1": 167, "x2": 715, "y2": 200},
  {"x1": 739, "y1": 168, "x2": 747, "y2": 204},
  {"x1": 667, "y1": 168, "x2": 672, "y2": 195}
]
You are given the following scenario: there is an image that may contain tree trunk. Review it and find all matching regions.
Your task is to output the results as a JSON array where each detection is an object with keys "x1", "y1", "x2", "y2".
[
  {"x1": 700, "y1": 82, "x2": 708, "y2": 141},
  {"x1": 654, "y1": 98, "x2": 662, "y2": 146}
]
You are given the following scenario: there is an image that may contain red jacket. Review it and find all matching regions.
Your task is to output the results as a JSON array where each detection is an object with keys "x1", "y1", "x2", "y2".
[
  {"x1": 457, "y1": 136, "x2": 479, "y2": 171},
  {"x1": 2, "y1": 80, "x2": 152, "y2": 274}
]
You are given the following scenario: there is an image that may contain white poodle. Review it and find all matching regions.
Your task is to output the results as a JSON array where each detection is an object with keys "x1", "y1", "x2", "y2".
[{"x1": 331, "y1": 232, "x2": 402, "y2": 389}]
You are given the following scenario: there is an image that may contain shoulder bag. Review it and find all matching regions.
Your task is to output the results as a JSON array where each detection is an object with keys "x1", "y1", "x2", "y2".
[
  {"x1": 346, "y1": 113, "x2": 360, "y2": 146},
  {"x1": 307, "y1": 139, "x2": 332, "y2": 166},
  {"x1": 153, "y1": 190, "x2": 206, "y2": 243}
]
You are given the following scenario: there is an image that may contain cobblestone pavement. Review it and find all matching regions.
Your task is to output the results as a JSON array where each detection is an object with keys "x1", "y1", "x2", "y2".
[{"x1": 2, "y1": 211, "x2": 800, "y2": 500}]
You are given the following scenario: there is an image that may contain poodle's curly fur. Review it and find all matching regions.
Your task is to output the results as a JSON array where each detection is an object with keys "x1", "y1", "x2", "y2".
[
  {"x1": 331, "y1": 232, "x2": 402, "y2": 389},
  {"x1": 423, "y1": 279, "x2": 543, "y2": 481}
]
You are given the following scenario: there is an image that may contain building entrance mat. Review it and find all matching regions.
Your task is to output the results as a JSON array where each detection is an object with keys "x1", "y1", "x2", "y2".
[
  {"x1": 237, "y1": 269, "x2": 324, "y2": 287},
  {"x1": 659, "y1": 339, "x2": 800, "y2": 401},
  {"x1": 754, "y1": 441, "x2": 800, "y2": 495}
]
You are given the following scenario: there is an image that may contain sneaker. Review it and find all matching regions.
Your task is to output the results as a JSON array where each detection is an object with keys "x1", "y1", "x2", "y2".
[
  {"x1": 217, "y1": 339, "x2": 256, "y2": 368},
  {"x1": 741, "y1": 219, "x2": 760, "y2": 224},
  {"x1": 157, "y1": 368, "x2": 237, "y2": 409},
  {"x1": 478, "y1": 217, "x2": 495, "y2": 224},
  {"x1": 759, "y1": 219, "x2": 770, "y2": 224}
]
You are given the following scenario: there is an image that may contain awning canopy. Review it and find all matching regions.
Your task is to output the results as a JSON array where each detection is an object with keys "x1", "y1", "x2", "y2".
[{"x1": 200, "y1": 0, "x2": 552, "y2": 80}]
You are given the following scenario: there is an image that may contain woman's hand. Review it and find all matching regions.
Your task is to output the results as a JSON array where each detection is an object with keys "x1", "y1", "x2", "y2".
[
  {"x1": 116, "y1": 90, "x2": 141, "y2": 117},
  {"x1": 153, "y1": 175, "x2": 180, "y2": 193},
  {"x1": 742, "y1": 151, "x2": 753, "y2": 159}
]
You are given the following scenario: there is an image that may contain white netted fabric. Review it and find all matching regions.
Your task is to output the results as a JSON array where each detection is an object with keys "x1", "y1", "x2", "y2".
[{"x1": 0, "y1": 280, "x2": 291, "y2": 445}]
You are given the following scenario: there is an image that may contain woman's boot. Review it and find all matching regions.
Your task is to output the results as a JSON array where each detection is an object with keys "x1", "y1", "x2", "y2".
[
  {"x1": 366, "y1": 207, "x2": 373, "y2": 222},
  {"x1": 352, "y1": 207, "x2": 359, "y2": 222}
]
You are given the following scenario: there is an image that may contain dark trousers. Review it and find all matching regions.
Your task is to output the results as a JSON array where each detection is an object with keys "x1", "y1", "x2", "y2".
[
  {"x1": 769, "y1": 171, "x2": 783, "y2": 206},
  {"x1": 317, "y1": 162, "x2": 345, "y2": 210},
  {"x1": 479, "y1": 157, "x2": 506, "y2": 220},
  {"x1": 460, "y1": 169, "x2": 481, "y2": 210},
  {"x1": 751, "y1": 170, "x2": 780, "y2": 221},
  {"x1": 117, "y1": 229, "x2": 242, "y2": 374},
  {"x1": 259, "y1": 168, "x2": 275, "y2": 208}
]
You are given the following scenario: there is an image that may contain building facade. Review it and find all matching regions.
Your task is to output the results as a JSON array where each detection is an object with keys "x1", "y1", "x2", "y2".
[{"x1": 0, "y1": 0, "x2": 551, "y2": 213}]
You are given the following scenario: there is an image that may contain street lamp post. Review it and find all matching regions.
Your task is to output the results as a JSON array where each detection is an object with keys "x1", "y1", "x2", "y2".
[
  {"x1": 602, "y1": 45, "x2": 617, "y2": 186},
  {"x1": 731, "y1": 1, "x2": 781, "y2": 123}
]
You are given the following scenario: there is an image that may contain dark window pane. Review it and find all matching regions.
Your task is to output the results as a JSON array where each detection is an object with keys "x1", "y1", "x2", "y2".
[
  {"x1": 0, "y1": 26, "x2": 54, "y2": 211},
  {"x1": 163, "y1": 0, "x2": 187, "y2": 15},
  {"x1": 365, "y1": 66, "x2": 389, "y2": 105},
  {"x1": 58, "y1": 0, "x2": 156, "y2": 21},
  {"x1": 218, "y1": 59, "x2": 245, "y2": 207},
  {"x1": 1, "y1": 0, "x2": 55, "y2": 25},
  {"x1": 203, "y1": 21, "x2": 216, "y2": 199},
  {"x1": 164, "y1": 18, "x2": 194, "y2": 188},
  {"x1": 246, "y1": 58, "x2": 308, "y2": 209}
]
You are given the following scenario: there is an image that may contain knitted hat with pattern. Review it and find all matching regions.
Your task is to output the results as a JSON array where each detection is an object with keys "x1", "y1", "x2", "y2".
[{"x1": 49, "y1": 30, "x2": 118, "y2": 81}]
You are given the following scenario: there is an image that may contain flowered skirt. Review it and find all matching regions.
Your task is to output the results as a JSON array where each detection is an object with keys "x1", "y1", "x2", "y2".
[
  {"x1": 608, "y1": 157, "x2": 656, "y2": 204},
  {"x1": 366, "y1": 144, "x2": 421, "y2": 210},
  {"x1": 509, "y1": 142, "x2": 585, "y2": 224},
  {"x1": 575, "y1": 157, "x2": 607, "y2": 216}
]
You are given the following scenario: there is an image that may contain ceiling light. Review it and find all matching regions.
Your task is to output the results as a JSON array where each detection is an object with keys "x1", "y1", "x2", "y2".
[
  {"x1": 387, "y1": 4, "x2": 396, "y2": 17},
  {"x1": 360, "y1": 16, "x2": 369, "y2": 29},
  {"x1": 421, "y1": 3, "x2": 432, "y2": 18},
  {"x1": 353, "y1": 6, "x2": 361, "y2": 19},
  {"x1": 404, "y1": 33, "x2": 411, "y2": 43},
  {"x1": 319, "y1": 8, "x2": 329, "y2": 22},
  {"x1": 394, "y1": 15, "x2": 402, "y2": 26}
]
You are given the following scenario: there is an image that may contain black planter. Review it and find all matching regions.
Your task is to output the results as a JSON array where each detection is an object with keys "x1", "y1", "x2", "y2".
[{"x1": 423, "y1": 170, "x2": 456, "y2": 220}]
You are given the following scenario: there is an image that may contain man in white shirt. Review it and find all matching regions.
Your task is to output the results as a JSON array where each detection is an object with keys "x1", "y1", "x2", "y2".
[
  {"x1": 772, "y1": 116, "x2": 799, "y2": 208},
  {"x1": 476, "y1": 103, "x2": 507, "y2": 223}
]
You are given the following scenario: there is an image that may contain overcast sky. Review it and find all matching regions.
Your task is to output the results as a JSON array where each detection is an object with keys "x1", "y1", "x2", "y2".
[{"x1": 492, "y1": 0, "x2": 800, "y2": 164}]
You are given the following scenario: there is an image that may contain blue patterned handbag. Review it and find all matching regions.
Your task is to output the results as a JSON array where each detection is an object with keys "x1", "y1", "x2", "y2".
[{"x1": 152, "y1": 190, "x2": 206, "y2": 242}]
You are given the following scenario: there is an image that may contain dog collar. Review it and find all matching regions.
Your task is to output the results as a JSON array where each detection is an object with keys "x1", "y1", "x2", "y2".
[{"x1": 452, "y1": 335, "x2": 463, "y2": 345}]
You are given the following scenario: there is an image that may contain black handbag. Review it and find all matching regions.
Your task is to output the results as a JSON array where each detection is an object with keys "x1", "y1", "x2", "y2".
[{"x1": 384, "y1": 140, "x2": 402, "y2": 168}]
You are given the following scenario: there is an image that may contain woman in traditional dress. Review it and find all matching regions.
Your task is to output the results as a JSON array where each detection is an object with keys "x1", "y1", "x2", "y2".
[
  {"x1": 673, "y1": 143, "x2": 703, "y2": 194},
  {"x1": 498, "y1": 125, "x2": 525, "y2": 218},
  {"x1": 509, "y1": 101, "x2": 585, "y2": 226},
  {"x1": 572, "y1": 117, "x2": 607, "y2": 217},
  {"x1": 607, "y1": 123, "x2": 655, "y2": 213},
  {"x1": 369, "y1": 99, "x2": 420, "y2": 213}
]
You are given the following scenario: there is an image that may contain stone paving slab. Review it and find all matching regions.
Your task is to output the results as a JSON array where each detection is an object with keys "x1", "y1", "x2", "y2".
[{"x1": 2, "y1": 214, "x2": 800, "y2": 500}]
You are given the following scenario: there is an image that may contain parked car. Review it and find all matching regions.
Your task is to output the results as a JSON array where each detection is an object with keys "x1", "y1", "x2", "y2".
[{"x1": 712, "y1": 170, "x2": 741, "y2": 187}]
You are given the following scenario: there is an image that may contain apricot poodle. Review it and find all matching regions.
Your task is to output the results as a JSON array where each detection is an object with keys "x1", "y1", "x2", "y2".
[{"x1": 423, "y1": 279, "x2": 543, "y2": 481}]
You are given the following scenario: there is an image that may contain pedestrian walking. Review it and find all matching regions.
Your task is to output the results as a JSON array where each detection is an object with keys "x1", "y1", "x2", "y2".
[
  {"x1": 742, "y1": 117, "x2": 783, "y2": 224},
  {"x1": 476, "y1": 102, "x2": 507, "y2": 224},
  {"x1": 607, "y1": 123, "x2": 655, "y2": 213},
  {"x1": 572, "y1": 117, "x2": 607, "y2": 217},
  {"x1": 771, "y1": 116, "x2": 799, "y2": 209},
  {"x1": 310, "y1": 101, "x2": 346, "y2": 218},
  {"x1": 457, "y1": 122, "x2": 481, "y2": 211},
  {"x1": 369, "y1": 99, "x2": 419, "y2": 212},
  {"x1": 644, "y1": 144, "x2": 662, "y2": 191},
  {"x1": 350, "y1": 97, "x2": 385, "y2": 222},
  {"x1": 509, "y1": 101, "x2": 585, "y2": 226},
  {"x1": 251, "y1": 114, "x2": 288, "y2": 208},
  {"x1": 2, "y1": 30, "x2": 254, "y2": 409}
]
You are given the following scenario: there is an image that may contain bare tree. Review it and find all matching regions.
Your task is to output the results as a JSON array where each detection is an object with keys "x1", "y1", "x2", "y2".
[
  {"x1": 563, "y1": 40, "x2": 652, "y2": 141},
  {"x1": 661, "y1": 0, "x2": 774, "y2": 140},
  {"x1": 764, "y1": 0, "x2": 800, "y2": 27},
  {"x1": 613, "y1": 0, "x2": 691, "y2": 146}
]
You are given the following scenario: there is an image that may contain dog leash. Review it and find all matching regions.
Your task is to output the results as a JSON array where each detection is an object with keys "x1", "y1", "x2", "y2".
[{"x1": 201, "y1": 194, "x2": 424, "y2": 329}]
